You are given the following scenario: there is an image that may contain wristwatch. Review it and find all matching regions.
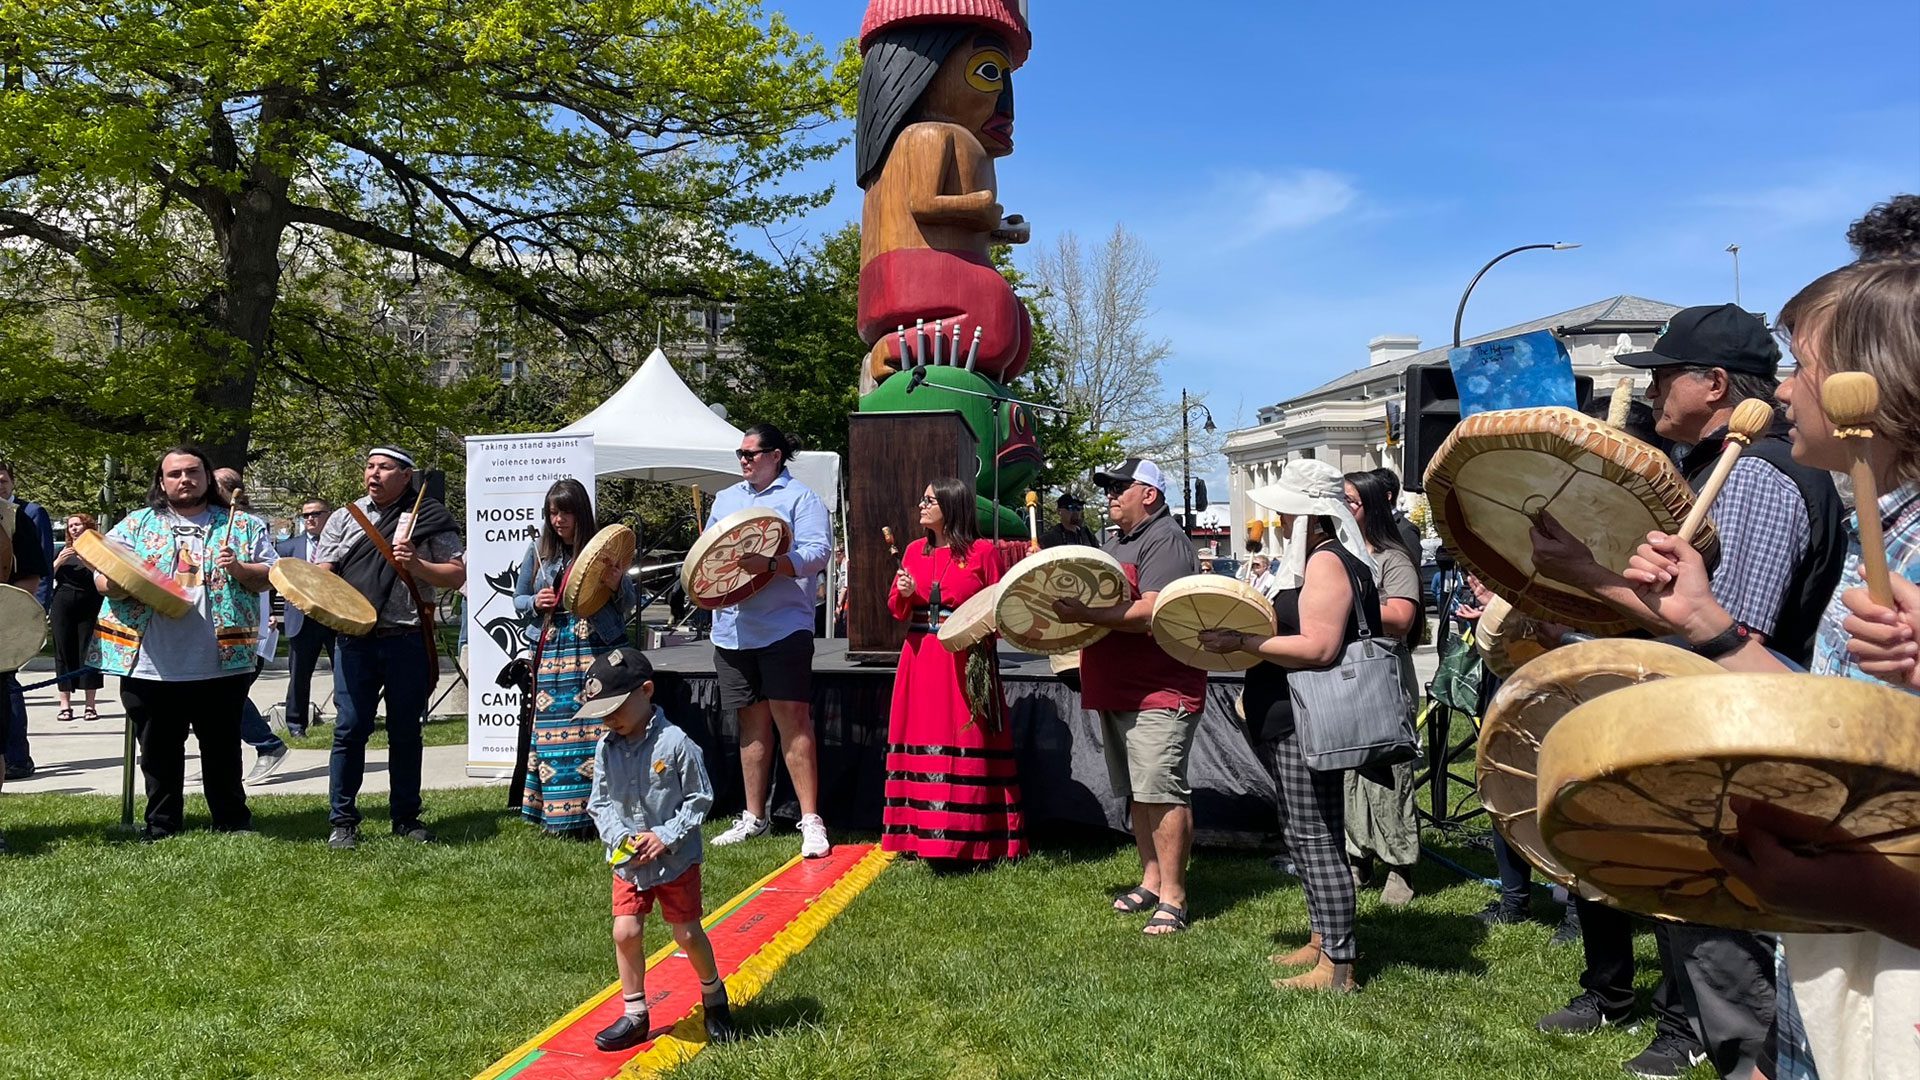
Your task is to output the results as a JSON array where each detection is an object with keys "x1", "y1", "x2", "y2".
[{"x1": 1692, "y1": 620, "x2": 1754, "y2": 661}]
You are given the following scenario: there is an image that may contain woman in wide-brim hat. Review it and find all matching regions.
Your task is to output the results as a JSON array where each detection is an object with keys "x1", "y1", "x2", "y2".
[{"x1": 1199, "y1": 459, "x2": 1381, "y2": 994}]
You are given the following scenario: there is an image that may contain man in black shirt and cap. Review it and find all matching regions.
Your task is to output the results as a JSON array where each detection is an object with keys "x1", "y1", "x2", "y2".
[{"x1": 1040, "y1": 493, "x2": 1098, "y2": 549}]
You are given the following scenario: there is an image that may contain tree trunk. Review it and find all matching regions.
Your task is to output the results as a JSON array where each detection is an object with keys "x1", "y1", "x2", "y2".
[{"x1": 198, "y1": 190, "x2": 286, "y2": 471}]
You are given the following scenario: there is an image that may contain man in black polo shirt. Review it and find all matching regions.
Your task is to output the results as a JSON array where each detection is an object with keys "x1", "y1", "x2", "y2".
[
  {"x1": 1039, "y1": 493, "x2": 1098, "y2": 549},
  {"x1": 1532, "y1": 304, "x2": 1845, "y2": 1079}
]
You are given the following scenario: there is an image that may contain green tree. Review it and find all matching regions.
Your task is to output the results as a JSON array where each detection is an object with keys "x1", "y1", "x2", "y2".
[
  {"x1": 702, "y1": 224, "x2": 865, "y2": 463},
  {"x1": 0, "y1": 0, "x2": 856, "y2": 475}
]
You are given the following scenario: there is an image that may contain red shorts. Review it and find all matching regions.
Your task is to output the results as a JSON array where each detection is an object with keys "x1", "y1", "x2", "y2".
[{"x1": 611, "y1": 864, "x2": 704, "y2": 924}]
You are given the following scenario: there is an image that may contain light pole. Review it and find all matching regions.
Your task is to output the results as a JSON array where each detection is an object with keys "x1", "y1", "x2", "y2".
[
  {"x1": 1180, "y1": 389, "x2": 1216, "y2": 532},
  {"x1": 1726, "y1": 244, "x2": 1742, "y2": 307},
  {"x1": 1452, "y1": 242, "x2": 1582, "y2": 348}
]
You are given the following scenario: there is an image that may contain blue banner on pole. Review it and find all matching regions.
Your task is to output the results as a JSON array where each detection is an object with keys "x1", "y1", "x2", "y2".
[{"x1": 1447, "y1": 330, "x2": 1577, "y2": 417}]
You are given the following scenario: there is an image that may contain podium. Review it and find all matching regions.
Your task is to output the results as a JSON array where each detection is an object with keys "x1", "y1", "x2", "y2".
[{"x1": 846, "y1": 411, "x2": 979, "y2": 663}]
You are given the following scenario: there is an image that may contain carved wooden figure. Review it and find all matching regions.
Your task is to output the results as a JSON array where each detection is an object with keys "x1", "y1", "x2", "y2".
[{"x1": 857, "y1": 0, "x2": 1033, "y2": 390}]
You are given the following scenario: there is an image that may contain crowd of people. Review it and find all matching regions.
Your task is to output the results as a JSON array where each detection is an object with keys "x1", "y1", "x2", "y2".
[{"x1": 1, "y1": 194, "x2": 1915, "y2": 1075}]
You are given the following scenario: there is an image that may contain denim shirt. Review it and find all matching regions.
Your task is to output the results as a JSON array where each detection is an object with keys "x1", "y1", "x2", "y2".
[
  {"x1": 588, "y1": 707, "x2": 712, "y2": 888},
  {"x1": 705, "y1": 470, "x2": 832, "y2": 650},
  {"x1": 511, "y1": 541, "x2": 635, "y2": 648}
]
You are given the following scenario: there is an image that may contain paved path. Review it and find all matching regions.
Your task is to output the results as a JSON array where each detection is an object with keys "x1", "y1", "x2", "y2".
[
  {"x1": 8, "y1": 643, "x2": 1444, "y2": 800},
  {"x1": 5, "y1": 659, "x2": 499, "y2": 798}
]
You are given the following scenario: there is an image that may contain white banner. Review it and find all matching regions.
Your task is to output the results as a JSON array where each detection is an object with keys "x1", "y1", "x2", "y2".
[{"x1": 463, "y1": 433, "x2": 595, "y2": 777}]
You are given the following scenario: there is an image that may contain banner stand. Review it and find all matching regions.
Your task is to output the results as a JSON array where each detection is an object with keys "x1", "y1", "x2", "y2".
[{"x1": 463, "y1": 433, "x2": 596, "y2": 778}]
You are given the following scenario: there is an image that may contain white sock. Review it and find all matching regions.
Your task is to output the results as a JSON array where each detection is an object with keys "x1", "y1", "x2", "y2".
[
  {"x1": 700, "y1": 974, "x2": 726, "y2": 1004},
  {"x1": 623, "y1": 991, "x2": 648, "y2": 1020}
]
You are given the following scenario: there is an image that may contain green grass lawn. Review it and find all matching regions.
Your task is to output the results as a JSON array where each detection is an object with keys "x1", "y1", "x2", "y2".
[
  {"x1": 0, "y1": 789, "x2": 1695, "y2": 1080},
  {"x1": 279, "y1": 712, "x2": 469, "y2": 751}
]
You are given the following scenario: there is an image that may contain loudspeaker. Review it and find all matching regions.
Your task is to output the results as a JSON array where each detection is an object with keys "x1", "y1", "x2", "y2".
[{"x1": 1400, "y1": 365, "x2": 1595, "y2": 492}]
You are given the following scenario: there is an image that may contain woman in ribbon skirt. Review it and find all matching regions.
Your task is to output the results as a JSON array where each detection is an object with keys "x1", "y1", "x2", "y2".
[
  {"x1": 883, "y1": 476, "x2": 1026, "y2": 864},
  {"x1": 513, "y1": 478, "x2": 634, "y2": 836}
]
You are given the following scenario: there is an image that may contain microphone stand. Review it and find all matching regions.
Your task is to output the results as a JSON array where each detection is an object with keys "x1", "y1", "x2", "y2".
[{"x1": 905, "y1": 371, "x2": 1069, "y2": 544}]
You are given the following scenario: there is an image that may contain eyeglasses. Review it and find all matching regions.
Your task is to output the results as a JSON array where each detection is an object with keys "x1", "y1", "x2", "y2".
[
  {"x1": 917, "y1": 496, "x2": 937, "y2": 506},
  {"x1": 735, "y1": 448, "x2": 773, "y2": 461}
]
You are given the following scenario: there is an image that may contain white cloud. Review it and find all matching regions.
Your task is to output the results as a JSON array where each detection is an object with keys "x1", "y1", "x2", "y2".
[
  {"x1": 1694, "y1": 165, "x2": 1910, "y2": 232},
  {"x1": 1214, "y1": 168, "x2": 1360, "y2": 244}
]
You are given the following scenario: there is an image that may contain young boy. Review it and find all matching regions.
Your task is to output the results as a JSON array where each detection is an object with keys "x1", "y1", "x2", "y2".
[{"x1": 577, "y1": 646, "x2": 737, "y2": 1050}]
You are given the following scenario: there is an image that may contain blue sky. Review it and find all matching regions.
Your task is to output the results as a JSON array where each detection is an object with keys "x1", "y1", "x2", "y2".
[{"x1": 760, "y1": 0, "x2": 1919, "y2": 445}]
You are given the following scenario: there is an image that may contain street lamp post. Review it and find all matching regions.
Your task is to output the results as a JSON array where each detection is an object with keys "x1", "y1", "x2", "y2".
[
  {"x1": 1726, "y1": 244, "x2": 1742, "y2": 307},
  {"x1": 1452, "y1": 242, "x2": 1582, "y2": 348},
  {"x1": 1180, "y1": 389, "x2": 1216, "y2": 532}
]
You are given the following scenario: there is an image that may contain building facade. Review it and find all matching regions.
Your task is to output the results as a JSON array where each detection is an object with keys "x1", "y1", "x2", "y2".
[{"x1": 1224, "y1": 295, "x2": 1681, "y2": 553}]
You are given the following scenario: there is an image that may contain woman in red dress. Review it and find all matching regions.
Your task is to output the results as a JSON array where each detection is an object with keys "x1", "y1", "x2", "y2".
[{"x1": 883, "y1": 477, "x2": 1027, "y2": 864}]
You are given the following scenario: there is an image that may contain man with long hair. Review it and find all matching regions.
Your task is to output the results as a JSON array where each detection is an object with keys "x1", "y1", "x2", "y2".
[{"x1": 77, "y1": 446, "x2": 276, "y2": 840}]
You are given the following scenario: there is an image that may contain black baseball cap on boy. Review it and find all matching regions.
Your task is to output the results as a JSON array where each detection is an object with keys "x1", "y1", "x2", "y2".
[
  {"x1": 574, "y1": 647, "x2": 656, "y2": 720},
  {"x1": 1616, "y1": 304, "x2": 1780, "y2": 377}
]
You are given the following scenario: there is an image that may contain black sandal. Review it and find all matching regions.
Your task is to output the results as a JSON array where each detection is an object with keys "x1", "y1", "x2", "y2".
[
  {"x1": 1112, "y1": 886, "x2": 1159, "y2": 913},
  {"x1": 1143, "y1": 902, "x2": 1189, "y2": 935}
]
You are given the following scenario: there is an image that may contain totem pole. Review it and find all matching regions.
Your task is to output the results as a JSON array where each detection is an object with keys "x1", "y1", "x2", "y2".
[{"x1": 854, "y1": 0, "x2": 1038, "y2": 535}]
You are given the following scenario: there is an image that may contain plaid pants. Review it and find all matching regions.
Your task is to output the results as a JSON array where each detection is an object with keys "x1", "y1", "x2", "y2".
[{"x1": 1264, "y1": 728, "x2": 1357, "y2": 963}]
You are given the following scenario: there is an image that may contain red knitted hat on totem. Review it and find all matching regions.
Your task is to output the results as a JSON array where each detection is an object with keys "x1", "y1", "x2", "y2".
[{"x1": 859, "y1": 0, "x2": 1032, "y2": 67}]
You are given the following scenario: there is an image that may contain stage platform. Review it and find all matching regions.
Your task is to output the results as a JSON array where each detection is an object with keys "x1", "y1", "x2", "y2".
[{"x1": 643, "y1": 639, "x2": 1279, "y2": 840}]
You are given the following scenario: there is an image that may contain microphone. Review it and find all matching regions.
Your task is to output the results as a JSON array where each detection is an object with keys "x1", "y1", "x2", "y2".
[{"x1": 905, "y1": 365, "x2": 928, "y2": 395}]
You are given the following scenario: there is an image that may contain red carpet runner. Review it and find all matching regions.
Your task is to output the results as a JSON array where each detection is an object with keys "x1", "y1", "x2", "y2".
[{"x1": 476, "y1": 844, "x2": 892, "y2": 1080}]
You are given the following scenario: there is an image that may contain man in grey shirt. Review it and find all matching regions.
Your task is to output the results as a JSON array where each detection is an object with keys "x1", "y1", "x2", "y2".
[{"x1": 315, "y1": 447, "x2": 464, "y2": 849}]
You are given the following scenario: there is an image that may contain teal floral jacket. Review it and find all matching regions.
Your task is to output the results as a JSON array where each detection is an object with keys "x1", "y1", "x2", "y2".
[{"x1": 88, "y1": 506, "x2": 270, "y2": 676}]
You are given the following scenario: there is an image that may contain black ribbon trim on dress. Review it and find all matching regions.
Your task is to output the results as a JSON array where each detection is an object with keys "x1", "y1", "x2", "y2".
[
  {"x1": 882, "y1": 823, "x2": 1023, "y2": 843},
  {"x1": 884, "y1": 795, "x2": 1024, "y2": 815},
  {"x1": 885, "y1": 743, "x2": 1015, "y2": 760},
  {"x1": 884, "y1": 769, "x2": 1010, "y2": 787}
]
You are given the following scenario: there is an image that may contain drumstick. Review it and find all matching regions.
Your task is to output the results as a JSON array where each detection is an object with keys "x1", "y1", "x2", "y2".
[
  {"x1": 1607, "y1": 379, "x2": 1634, "y2": 429},
  {"x1": 691, "y1": 485, "x2": 703, "y2": 529},
  {"x1": 399, "y1": 482, "x2": 428, "y2": 544},
  {"x1": 1823, "y1": 372, "x2": 1893, "y2": 605},
  {"x1": 882, "y1": 526, "x2": 900, "y2": 563},
  {"x1": 1676, "y1": 398, "x2": 1775, "y2": 546},
  {"x1": 1025, "y1": 490, "x2": 1040, "y2": 553}
]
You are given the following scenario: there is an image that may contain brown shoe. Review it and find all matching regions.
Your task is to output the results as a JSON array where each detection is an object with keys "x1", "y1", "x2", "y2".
[
  {"x1": 1268, "y1": 931, "x2": 1321, "y2": 967},
  {"x1": 1271, "y1": 954, "x2": 1359, "y2": 993}
]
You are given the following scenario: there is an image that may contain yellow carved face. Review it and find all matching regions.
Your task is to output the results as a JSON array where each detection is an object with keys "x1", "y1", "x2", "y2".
[{"x1": 921, "y1": 31, "x2": 1016, "y2": 155}]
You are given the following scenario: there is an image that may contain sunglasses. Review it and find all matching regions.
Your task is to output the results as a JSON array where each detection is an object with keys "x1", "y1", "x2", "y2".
[
  {"x1": 735, "y1": 448, "x2": 774, "y2": 461},
  {"x1": 300, "y1": 510, "x2": 328, "y2": 518},
  {"x1": 1098, "y1": 480, "x2": 1145, "y2": 497}
]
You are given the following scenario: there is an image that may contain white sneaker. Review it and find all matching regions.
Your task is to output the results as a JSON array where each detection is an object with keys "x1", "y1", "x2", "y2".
[
  {"x1": 711, "y1": 811, "x2": 770, "y2": 847},
  {"x1": 798, "y1": 814, "x2": 831, "y2": 859}
]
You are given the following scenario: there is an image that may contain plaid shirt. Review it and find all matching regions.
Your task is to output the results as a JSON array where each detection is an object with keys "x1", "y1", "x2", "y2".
[
  {"x1": 1809, "y1": 480, "x2": 1920, "y2": 684},
  {"x1": 1705, "y1": 455, "x2": 1810, "y2": 639}
]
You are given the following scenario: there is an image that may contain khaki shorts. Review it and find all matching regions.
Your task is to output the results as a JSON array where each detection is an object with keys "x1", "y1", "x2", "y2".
[{"x1": 1099, "y1": 708, "x2": 1200, "y2": 806}]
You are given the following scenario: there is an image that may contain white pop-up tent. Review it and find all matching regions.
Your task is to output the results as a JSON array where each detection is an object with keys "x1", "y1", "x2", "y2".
[
  {"x1": 560, "y1": 347, "x2": 845, "y2": 635},
  {"x1": 560, "y1": 348, "x2": 841, "y2": 509}
]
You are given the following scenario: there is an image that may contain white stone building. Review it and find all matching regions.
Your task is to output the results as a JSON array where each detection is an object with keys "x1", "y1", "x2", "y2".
[{"x1": 1223, "y1": 295, "x2": 1681, "y2": 553}]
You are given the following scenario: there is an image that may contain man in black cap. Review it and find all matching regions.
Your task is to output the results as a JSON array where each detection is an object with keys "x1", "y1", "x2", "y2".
[
  {"x1": 1039, "y1": 493, "x2": 1098, "y2": 549},
  {"x1": 1530, "y1": 303, "x2": 1846, "y2": 1079}
]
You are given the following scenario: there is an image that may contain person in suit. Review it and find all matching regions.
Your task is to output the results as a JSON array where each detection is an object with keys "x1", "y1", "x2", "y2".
[
  {"x1": 275, "y1": 498, "x2": 337, "y2": 737},
  {"x1": 0, "y1": 459, "x2": 53, "y2": 781}
]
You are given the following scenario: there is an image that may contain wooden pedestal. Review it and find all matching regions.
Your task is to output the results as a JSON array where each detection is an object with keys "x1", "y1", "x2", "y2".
[{"x1": 846, "y1": 411, "x2": 980, "y2": 664}]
